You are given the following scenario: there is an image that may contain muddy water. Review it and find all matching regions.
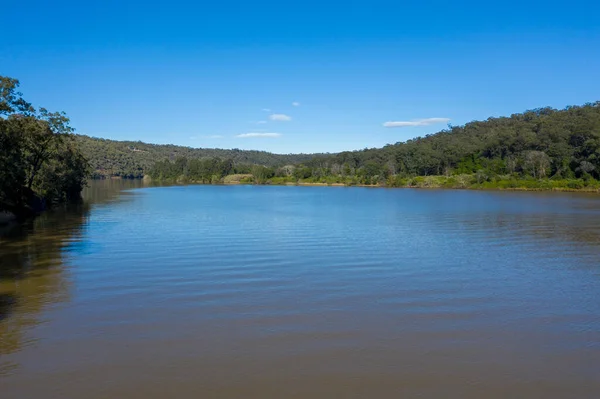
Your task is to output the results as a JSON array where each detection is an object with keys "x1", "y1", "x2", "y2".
[{"x1": 1, "y1": 181, "x2": 600, "y2": 398}]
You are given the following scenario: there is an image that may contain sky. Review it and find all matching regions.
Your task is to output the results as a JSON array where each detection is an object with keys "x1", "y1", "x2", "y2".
[{"x1": 2, "y1": 0, "x2": 600, "y2": 154}]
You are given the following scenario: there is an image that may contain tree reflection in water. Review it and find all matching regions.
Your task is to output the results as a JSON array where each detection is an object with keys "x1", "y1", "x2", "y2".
[
  {"x1": 0, "y1": 179, "x2": 145, "y2": 375},
  {"x1": 0, "y1": 205, "x2": 89, "y2": 373}
]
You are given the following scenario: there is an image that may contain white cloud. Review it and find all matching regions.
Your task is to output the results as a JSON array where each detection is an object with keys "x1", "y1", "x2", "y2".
[
  {"x1": 236, "y1": 132, "x2": 282, "y2": 138},
  {"x1": 383, "y1": 118, "x2": 450, "y2": 128},
  {"x1": 262, "y1": 108, "x2": 271, "y2": 112},
  {"x1": 269, "y1": 113, "x2": 292, "y2": 121},
  {"x1": 292, "y1": 102, "x2": 300, "y2": 107}
]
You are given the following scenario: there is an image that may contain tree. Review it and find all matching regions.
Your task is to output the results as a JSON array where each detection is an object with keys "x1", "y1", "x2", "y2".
[
  {"x1": 293, "y1": 102, "x2": 600, "y2": 185},
  {"x1": 0, "y1": 76, "x2": 89, "y2": 216},
  {"x1": 523, "y1": 151, "x2": 551, "y2": 179},
  {"x1": 251, "y1": 165, "x2": 274, "y2": 184}
]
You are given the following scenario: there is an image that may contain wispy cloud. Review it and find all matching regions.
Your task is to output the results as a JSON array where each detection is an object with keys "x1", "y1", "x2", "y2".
[
  {"x1": 190, "y1": 135, "x2": 224, "y2": 139},
  {"x1": 383, "y1": 118, "x2": 450, "y2": 128},
  {"x1": 262, "y1": 108, "x2": 271, "y2": 112},
  {"x1": 270, "y1": 113, "x2": 292, "y2": 122},
  {"x1": 292, "y1": 102, "x2": 300, "y2": 107},
  {"x1": 256, "y1": 120, "x2": 267, "y2": 124},
  {"x1": 236, "y1": 133, "x2": 282, "y2": 138}
]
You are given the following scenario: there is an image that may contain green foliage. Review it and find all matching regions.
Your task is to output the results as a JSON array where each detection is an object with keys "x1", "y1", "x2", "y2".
[
  {"x1": 293, "y1": 166, "x2": 313, "y2": 179},
  {"x1": 294, "y1": 102, "x2": 600, "y2": 186},
  {"x1": 5, "y1": 74, "x2": 598, "y2": 198},
  {"x1": 149, "y1": 156, "x2": 237, "y2": 183},
  {"x1": 76, "y1": 135, "x2": 325, "y2": 178},
  {"x1": 251, "y1": 165, "x2": 275, "y2": 184},
  {"x1": 0, "y1": 76, "x2": 89, "y2": 216},
  {"x1": 268, "y1": 176, "x2": 296, "y2": 185},
  {"x1": 80, "y1": 100, "x2": 600, "y2": 192},
  {"x1": 455, "y1": 154, "x2": 482, "y2": 174}
]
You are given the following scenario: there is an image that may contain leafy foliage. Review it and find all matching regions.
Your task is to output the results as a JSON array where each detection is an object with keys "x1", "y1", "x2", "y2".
[
  {"x1": 294, "y1": 102, "x2": 600, "y2": 185},
  {"x1": 148, "y1": 102, "x2": 600, "y2": 190},
  {"x1": 149, "y1": 156, "x2": 235, "y2": 183},
  {"x1": 76, "y1": 135, "x2": 324, "y2": 178},
  {"x1": 4, "y1": 72, "x2": 599, "y2": 197},
  {"x1": 0, "y1": 76, "x2": 89, "y2": 216}
]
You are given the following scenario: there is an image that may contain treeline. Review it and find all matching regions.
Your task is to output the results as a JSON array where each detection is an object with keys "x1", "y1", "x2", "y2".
[
  {"x1": 146, "y1": 102, "x2": 600, "y2": 190},
  {"x1": 149, "y1": 156, "x2": 300, "y2": 185},
  {"x1": 292, "y1": 102, "x2": 600, "y2": 188},
  {"x1": 147, "y1": 102, "x2": 600, "y2": 191},
  {"x1": 76, "y1": 135, "x2": 324, "y2": 179},
  {"x1": 147, "y1": 155, "x2": 310, "y2": 184},
  {"x1": 150, "y1": 157, "x2": 239, "y2": 183},
  {"x1": 0, "y1": 77, "x2": 89, "y2": 217}
]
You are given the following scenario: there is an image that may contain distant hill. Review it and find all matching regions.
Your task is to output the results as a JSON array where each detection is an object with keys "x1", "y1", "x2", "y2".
[
  {"x1": 75, "y1": 135, "x2": 324, "y2": 178},
  {"x1": 77, "y1": 101, "x2": 600, "y2": 184},
  {"x1": 299, "y1": 102, "x2": 600, "y2": 183}
]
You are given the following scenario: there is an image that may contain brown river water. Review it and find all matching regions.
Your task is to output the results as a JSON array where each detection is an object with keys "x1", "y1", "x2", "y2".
[{"x1": 1, "y1": 180, "x2": 600, "y2": 398}]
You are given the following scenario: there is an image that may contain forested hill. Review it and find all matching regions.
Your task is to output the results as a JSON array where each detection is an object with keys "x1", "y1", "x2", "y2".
[
  {"x1": 75, "y1": 135, "x2": 324, "y2": 178},
  {"x1": 299, "y1": 102, "x2": 600, "y2": 183},
  {"x1": 79, "y1": 101, "x2": 600, "y2": 185}
]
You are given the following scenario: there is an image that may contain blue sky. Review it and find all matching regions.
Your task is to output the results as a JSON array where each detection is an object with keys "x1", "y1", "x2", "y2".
[{"x1": 2, "y1": 1, "x2": 599, "y2": 154}]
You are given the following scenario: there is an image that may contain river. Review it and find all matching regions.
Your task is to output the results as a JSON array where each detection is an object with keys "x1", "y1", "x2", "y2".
[{"x1": 1, "y1": 180, "x2": 599, "y2": 398}]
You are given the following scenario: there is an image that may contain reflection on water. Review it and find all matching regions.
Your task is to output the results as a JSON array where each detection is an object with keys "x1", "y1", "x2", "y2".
[
  {"x1": 1, "y1": 182, "x2": 600, "y2": 398},
  {"x1": 0, "y1": 207, "x2": 83, "y2": 373},
  {"x1": 0, "y1": 180, "x2": 145, "y2": 373}
]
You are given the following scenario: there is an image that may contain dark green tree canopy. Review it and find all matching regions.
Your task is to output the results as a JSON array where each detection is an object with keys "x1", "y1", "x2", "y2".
[
  {"x1": 296, "y1": 102, "x2": 600, "y2": 183},
  {"x1": 0, "y1": 76, "x2": 89, "y2": 216},
  {"x1": 148, "y1": 102, "x2": 600, "y2": 189}
]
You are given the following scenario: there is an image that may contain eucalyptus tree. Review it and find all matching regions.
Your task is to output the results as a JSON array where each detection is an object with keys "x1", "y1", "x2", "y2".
[{"x1": 0, "y1": 76, "x2": 89, "y2": 215}]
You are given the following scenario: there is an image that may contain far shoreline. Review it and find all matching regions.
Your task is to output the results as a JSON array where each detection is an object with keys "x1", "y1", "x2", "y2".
[{"x1": 95, "y1": 176, "x2": 600, "y2": 194}]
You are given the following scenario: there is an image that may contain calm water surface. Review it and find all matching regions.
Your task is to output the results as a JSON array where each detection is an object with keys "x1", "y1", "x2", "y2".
[{"x1": 1, "y1": 180, "x2": 600, "y2": 398}]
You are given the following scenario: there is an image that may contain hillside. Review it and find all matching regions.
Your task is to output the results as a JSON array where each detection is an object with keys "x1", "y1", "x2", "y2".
[
  {"x1": 296, "y1": 102, "x2": 600, "y2": 185},
  {"x1": 148, "y1": 102, "x2": 600, "y2": 190},
  {"x1": 75, "y1": 135, "x2": 324, "y2": 178},
  {"x1": 78, "y1": 101, "x2": 600, "y2": 188}
]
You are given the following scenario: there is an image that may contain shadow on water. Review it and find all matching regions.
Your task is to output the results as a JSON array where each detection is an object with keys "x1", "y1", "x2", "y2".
[
  {"x1": 0, "y1": 293, "x2": 16, "y2": 322},
  {"x1": 0, "y1": 179, "x2": 145, "y2": 373},
  {"x1": 0, "y1": 204, "x2": 90, "y2": 366}
]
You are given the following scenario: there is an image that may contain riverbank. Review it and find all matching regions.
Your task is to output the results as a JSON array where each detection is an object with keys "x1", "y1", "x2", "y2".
[{"x1": 144, "y1": 174, "x2": 600, "y2": 193}]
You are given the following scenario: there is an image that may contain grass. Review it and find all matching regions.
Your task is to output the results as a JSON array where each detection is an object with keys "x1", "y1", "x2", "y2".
[{"x1": 148, "y1": 173, "x2": 600, "y2": 192}]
